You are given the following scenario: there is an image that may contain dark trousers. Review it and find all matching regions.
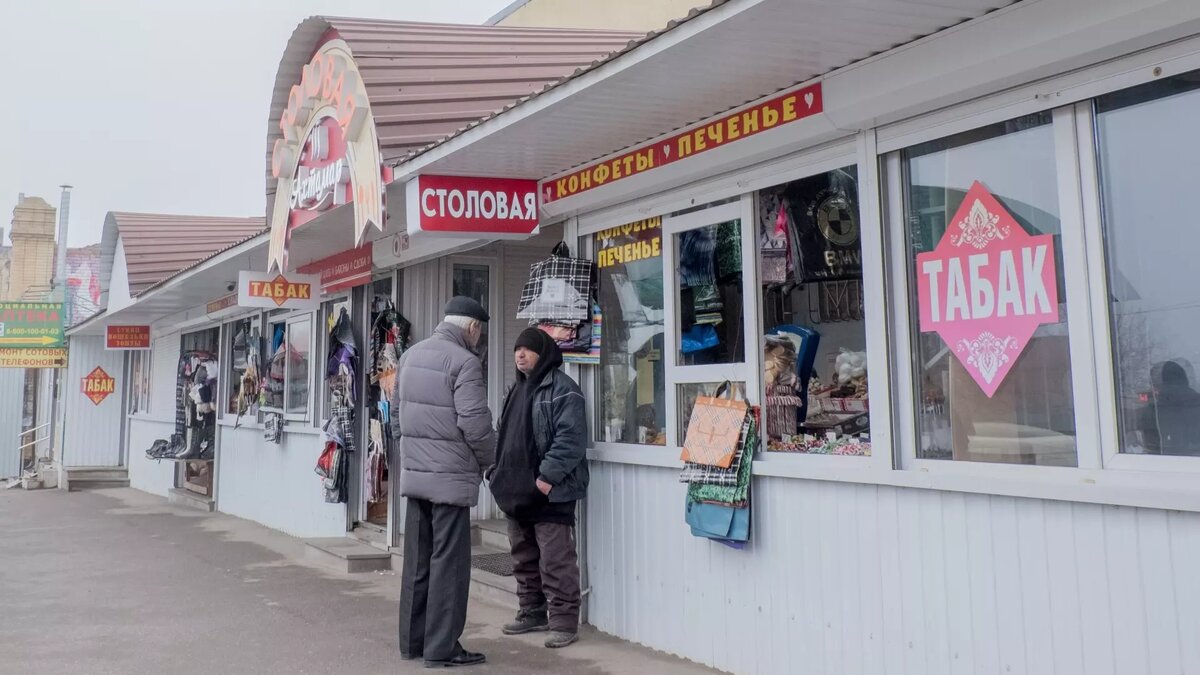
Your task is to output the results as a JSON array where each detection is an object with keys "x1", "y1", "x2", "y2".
[
  {"x1": 398, "y1": 498, "x2": 471, "y2": 660},
  {"x1": 507, "y1": 519, "x2": 581, "y2": 633}
]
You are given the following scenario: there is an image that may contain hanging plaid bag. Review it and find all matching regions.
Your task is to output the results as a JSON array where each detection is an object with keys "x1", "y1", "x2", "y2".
[
  {"x1": 680, "y1": 381, "x2": 749, "y2": 469},
  {"x1": 516, "y1": 242, "x2": 596, "y2": 322}
]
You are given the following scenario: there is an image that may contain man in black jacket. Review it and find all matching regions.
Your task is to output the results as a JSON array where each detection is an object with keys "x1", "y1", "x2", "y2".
[{"x1": 489, "y1": 327, "x2": 588, "y2": 649}]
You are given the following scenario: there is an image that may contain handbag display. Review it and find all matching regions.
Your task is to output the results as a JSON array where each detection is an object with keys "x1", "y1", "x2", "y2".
[
  {"x1": 685, "y1": 496, "x2": 750, "y2": 542},
  {"x1": 679, "y1": 381, "x2": 749, "y2": 469},
  {"x1": 516, "y1": 242, "x2": 597, "y2": 322}
]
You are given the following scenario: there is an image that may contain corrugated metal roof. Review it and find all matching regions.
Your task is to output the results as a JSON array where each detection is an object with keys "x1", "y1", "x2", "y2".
[
  {"x1": 398, "y1": 0, "x2": 731, "y2": 166},
  {"x1": 265, "y1": 16, "x2": 639, "y2": 201},
  {"x1": 105, "y1": 213, "x2": 265, "y2": 296}
]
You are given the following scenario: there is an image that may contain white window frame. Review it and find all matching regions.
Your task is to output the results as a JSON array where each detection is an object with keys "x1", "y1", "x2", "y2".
[
  {"x1": 746, "y1": 142, "x2": 894, "y2": 474},
  {"x1": 577, "y1": 137, "x2": 894, "y2": 473},
  {"x1": 868, "y1": 38, "x2": 1200, "y2": 510},
  {"x1": 127, "y1": 348, "x2": 152, "y2": 416},
  {"x1": 1076, "y1": 89, "x2": 1200, "y2": 475},
  {"x1": 262, "y1": 309, "x2": 316, "y2": 425},
  {"x1": 661, "y1": 198, "x2": 760, "y2": 452},
  {"x1": 883, "y1": 105, "x2": 1105, "y2": 480},
  {"x1": 219, "y1": 311, "x2": 262, "y2": 426},
  {"x1": 569, "y1": 36, "x2": 1200, "y2": 512}
]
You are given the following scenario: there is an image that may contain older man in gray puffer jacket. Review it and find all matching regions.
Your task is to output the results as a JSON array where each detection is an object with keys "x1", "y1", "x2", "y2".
[{"x1": 391, "y1": 296, "x2": 495, "y2": 669}]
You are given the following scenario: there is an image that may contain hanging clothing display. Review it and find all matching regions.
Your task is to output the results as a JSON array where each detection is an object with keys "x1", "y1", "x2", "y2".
[
  {"x1": 371, "y1": 304, "x2": 411, "y2": 400},
  {"x1": 366, "y1": 418, "x2": 387, "y2": 504},
  {"x1": 319, "y1": 308, "x2": 359, "y2": 504},
  {"x1": 316, "y1": 420, "x2": 349, "y2": 504},
  {"x1": 233, "y1": 325, "x2": 262, "y2": 427},
  {"x1": 151, "y1": 349, "x2": 219, "y2": 461}
]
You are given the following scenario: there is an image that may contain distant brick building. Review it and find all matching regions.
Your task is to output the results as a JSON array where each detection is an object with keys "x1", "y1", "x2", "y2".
[{"x1": 7, "y1": 194, "x2": 56, "y2": 303}]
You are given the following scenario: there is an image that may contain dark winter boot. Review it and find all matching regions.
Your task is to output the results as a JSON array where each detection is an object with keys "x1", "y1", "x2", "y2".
[
  {"x1": 502, "y1": 606, "x2": 549, "y2": 635},
  {"x1": 544, "y1": 631, "x2": 578, "y2": 649}
]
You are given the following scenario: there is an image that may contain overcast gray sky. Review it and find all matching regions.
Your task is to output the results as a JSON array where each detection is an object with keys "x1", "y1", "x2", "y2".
[{"x1": 0, "y1": 0, "x2": 513, "y2": 247}]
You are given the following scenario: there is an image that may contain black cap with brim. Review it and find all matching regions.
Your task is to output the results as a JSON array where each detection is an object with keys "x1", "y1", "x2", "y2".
[{"x1": 444, "y1": 295, "x2": 490, "y2": 322}]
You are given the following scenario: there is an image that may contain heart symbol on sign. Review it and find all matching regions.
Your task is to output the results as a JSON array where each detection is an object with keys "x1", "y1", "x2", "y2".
[
  {"x1": 804, "y1": 92, "x2": 815, "y2": 108},
  {"x1": 663, "y1": 145, "x2": 671, "y2": 158}
]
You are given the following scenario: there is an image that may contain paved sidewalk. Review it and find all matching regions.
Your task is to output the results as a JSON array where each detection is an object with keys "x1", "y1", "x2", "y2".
[{"x1": 0, "y1": 487, "x2": 717, "y2": 675}]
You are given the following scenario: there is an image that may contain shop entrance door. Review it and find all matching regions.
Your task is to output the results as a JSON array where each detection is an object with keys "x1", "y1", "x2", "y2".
[
  {"x1": 449, "y1": 259, "x2": 504, "y2": 521},
  {"x1": 363, "y1": 279, "x2": 395, "y2": 534},
  {"x1": 450, "y1": 261, "x2": 501, "y2": 414}
]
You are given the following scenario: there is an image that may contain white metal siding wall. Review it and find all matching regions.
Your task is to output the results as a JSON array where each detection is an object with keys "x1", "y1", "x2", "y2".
[
  {"x1": 587, "y1": 462, "x2": 1200, "y2": 675},
  {"x1": 61, "y1": 336, "x2": 125, "y2": 467},
  {"x1": 0, "y1": 368, "x2": 25, "y2": 478},
  {"x1": 215, "y1": 425, "x2": 345, "y2": 539},
  {"x1": 127, "y1": 418, "x2": 175, "y2": 496}
]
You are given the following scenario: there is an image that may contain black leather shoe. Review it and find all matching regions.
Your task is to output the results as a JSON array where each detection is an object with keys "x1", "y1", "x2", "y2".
[{"x1": 423, "y1": 650, "x2": 486, "y2": 668}]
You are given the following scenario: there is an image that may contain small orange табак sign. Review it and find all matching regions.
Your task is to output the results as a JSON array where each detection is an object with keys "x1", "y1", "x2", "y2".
[
  {"x1": 81, "y1": 366, "x2": 115, "y2": 405},
  {"x1": 238, "y1": 271, "x2": 322, "y2": 310}
]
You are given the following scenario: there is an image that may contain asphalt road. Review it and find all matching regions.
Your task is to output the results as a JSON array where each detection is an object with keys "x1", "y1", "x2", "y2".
[{"x1": 0, "y1": 487, "x2": 715, "y2": 675}]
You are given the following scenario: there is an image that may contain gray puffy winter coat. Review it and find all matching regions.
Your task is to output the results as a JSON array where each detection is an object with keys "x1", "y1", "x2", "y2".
[{"x1": 390, "y1": 322, "x2": 496, "y2": 507}]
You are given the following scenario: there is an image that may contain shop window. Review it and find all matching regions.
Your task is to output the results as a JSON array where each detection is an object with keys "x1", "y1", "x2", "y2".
[
  {"x1": 758, "y1": 167, "x2": 871, "y2": 455},
  {"x1": 224, "y1": 317, "x2": 260, "y2": 418},
  {"x1": 264, "y1": 313, "x2": 313, "y2": 421},
  {"x1": 593, "y1": 218, "x2": 667, "y2": 445},
  {"x1": 674, "y1": 219, "x2": 746, "y2": 365},
  {"x1": 902, "y1": 112, "x2": 1078, "y2": 466},
  {"x1": 128, "y1": 350, "x2": 151, "y2": 415},
  {"x1": 1095, "y1": 70, "x2": 1200, "y2": 456}
]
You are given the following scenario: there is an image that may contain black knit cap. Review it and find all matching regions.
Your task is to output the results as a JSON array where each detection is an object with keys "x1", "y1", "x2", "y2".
[
  {"x1": 514, "y1": 326, "x2": 551, "y2": 353},
  {"x1": 444, "y1": 295, "x2": 490, "y2": 322}
]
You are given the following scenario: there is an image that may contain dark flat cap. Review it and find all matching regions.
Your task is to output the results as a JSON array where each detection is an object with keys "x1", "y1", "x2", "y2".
[{"x1": 445, "y1": 295, "x2": 490, "y2": 322}]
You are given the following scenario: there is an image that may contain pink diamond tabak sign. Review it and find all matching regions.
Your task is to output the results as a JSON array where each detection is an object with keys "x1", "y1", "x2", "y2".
[{"x1": 916, "y1": 181, "x2": 1059, "y2": 398}]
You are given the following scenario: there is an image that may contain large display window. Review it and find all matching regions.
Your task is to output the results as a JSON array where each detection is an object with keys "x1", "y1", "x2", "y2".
[
  {"x1": 1094, "y1": 69, "x2": 1200, "y2": 458},
  {"x1": 757, "y1": 166, "x2": 871, "y2": 456},
  {"x1": 264, "y1": 311, "x2": 314, "y2": 423},
  {"x1": 224, "y1": 315, "x2": 260, "y2": 420},
  {"x1": 593, "y1": 217, "x2": 667, "y2": 446},
  {"x1": 898, "y1": 113, "x2": 1079, "y2": 467}
]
